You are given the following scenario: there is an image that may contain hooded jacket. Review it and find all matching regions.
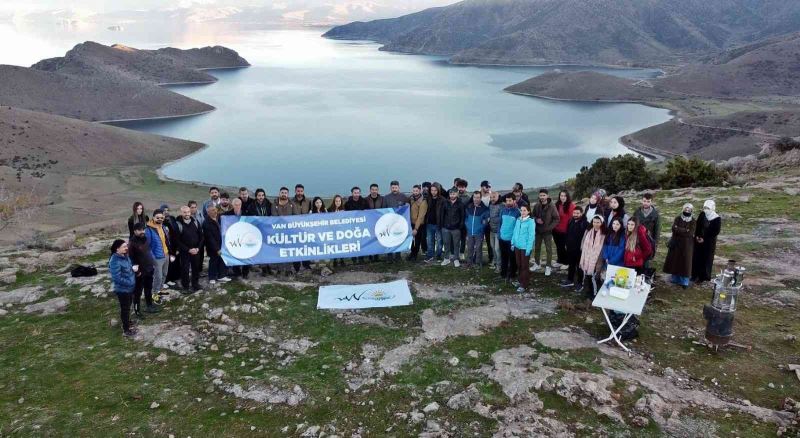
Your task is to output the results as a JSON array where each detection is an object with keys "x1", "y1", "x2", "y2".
[
  {"x1": 579, "y1": 228, "x2": 605, "y2": 274},
  {"x1": 108, "y1": 253, "x2": 135, "y2": 294},
  {"x1": 624, "y1": 224, "x2": 653, "y2": 268},
  {"x1": 465, "y1": 202, "x2": 490, "y2": 236},
  {"x1": 532, "y1": 198, "x2": 560, "y2": 234},
  {"x1": 511, "y1": 216, "x2": 535, "y2": 256},
  {"x1": 499, "y1": 206, "x2": 521, "y2": 241},
  {"x1": 128, "y1": 234, "x2": 155, "y2": 274},
  {"x1": 145, "y1": 219, "x2": 170, "y2": 260}
]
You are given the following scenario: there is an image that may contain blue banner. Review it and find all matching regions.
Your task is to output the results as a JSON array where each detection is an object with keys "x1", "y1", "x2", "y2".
[{"x1": 220, "y1": 206, "x2": 413, "y2": 266}]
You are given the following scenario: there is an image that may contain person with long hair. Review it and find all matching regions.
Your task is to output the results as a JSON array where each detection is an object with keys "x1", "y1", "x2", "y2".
[
  {"x1": 327, "y1": 195, "x2": 346, "y2": 267},
  {"x1": 108, "y1": 239, "x2": 137, "y2": 337},
  {"x1": 552, "y1": 190, "x2": 575, "y2": 269},
  {"x1": 623, "y1": 217, "x2": 653, "y2": 275},
  {"x1": 127, "y1": 202, "x2": 149, "y2": 238},
  {"x1": 602, "y1": 217, "x2": 626, "y2": 267},
  {"x1": 583, "y1": 189, "x2": 607, "y2": 223},
  {"x1": 578, "y1": 215, "x2": 606, "y2": 298},
  {"x1": 605, "y1": 196, "x2": 629, "y2": 228},
  {"x1": 311, "y1": 197, "x2": 327, "y2": 214},
  {"x1": 511, "y1": 204, "x2": 535, "y2": 293},
  {"x1": 692, "y1": 199, "x2": 722, "y2": 283},
  {"x1": 663, "y1": 204, "x2": 696, "y2": 289}
]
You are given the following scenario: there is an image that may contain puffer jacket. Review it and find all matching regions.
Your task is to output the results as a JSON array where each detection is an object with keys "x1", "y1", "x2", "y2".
[
  {"x1": 465, "y1": 202, "x2": 489, "y2": 236},
  {"x1": 624, "y1": 224, "x2": 653, "y2": 268},
  {"x1": 489, "y1": 202, "x2": 503, "y2": 233},
  {"x1": 145, "y1": 220, "x2": 170, "y2": 260},
  {"x1": 441, "y1": 199, "x2": 465, "y2": 230},
  {"x1": 554, "y1": 202, "x2": 575, "y2": 234},
  {"x1": 602, "y1": 233, "x2": 626, "y2": 266},
  {"x1": 108, "y1": 253, "x2": 135, "y2": 294},
  {"x1": 499, "y1": 206, "x2": 520, "y2": 241},
  {"x1": 511, "y1": 216, "x2": 535, "y2": 256},
  {"x1": 532, "y1": 198, "x2": 560, "y2": 234}
]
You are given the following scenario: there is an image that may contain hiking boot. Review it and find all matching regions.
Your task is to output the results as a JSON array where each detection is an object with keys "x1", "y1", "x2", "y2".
[{"x1": 145, "y1": 304, "x2": 161, "y2": 313}]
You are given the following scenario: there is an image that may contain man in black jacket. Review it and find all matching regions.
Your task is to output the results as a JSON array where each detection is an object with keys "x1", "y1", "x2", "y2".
[
  {"x1": 344, "y1": 187, "x2": 368, "y2": 264},
  {"x1": 424, "y1": 184, "x2": 445, "y2": 262},
  {"x1": 203, "y1": 206, "x2": 230, "y2": 284},
  {"x1": 561, "y1": 206, "x2": 587, "y2": 289},
  {"x1": 175, "y1": 206, "x2": 204, "y2": 293},
  {"x1": 128, "y1": 222, "x2": 160, "y2": 315},
  {"x1": 441, "y1": 188, "x2": 465, "y2": 267}
]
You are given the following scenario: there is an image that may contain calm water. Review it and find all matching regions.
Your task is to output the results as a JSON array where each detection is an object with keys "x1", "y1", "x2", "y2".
[{"x1": 4, "y1": 23, "x2": 670, "y2": 195}]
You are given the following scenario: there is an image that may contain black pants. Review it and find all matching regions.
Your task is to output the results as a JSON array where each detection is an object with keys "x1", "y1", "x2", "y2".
[
  {"x1": 420, "y1": 224, "x2": 428, "y2": 253},
  {"x1": 166, "y1": 256, "x2": 181, "y2": 282},
  {"x1": 133, "y1": 271, "x2": 154, "y2": 311},
  {"x1": 499, "y1": 239, "x2": 517, "y2": 279},
  {"x1": 565, "y1": 250, "x2": 581, "y2": 283},
  {"x1": 582, "y1": 270, "x2": 599, "y2": 300},
  {"x1": 459, "y1": 224, "x2": 467, "y2": 255},
  {"x1": 179, "y1": 252, "x2": 202, "y2": 289},
  {"x1": 553, "y1": 231, "x2": 567, "y2": 265},
  {"x1": 484, "y1": 226, "x2": 493, "y2": 263},
  {"x1": 232, "y1": 265, "x2": 251, "y2": 278},
  {"x1": 292, "y1": 261, "x2": 311, "y2": 272},
  {"x1": 117, "y1": 293, "x2": 132, "y2": 332},
  {"x1": 410, "y1": 225, "x2": 425, "y2": 259}
]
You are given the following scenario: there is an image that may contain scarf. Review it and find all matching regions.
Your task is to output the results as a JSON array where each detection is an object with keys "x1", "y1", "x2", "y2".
[
  {"x1": 680, "y1": 203, "x2": 694, "y2": 222},
  {"x1": 147, "y1": 219, "x2": 169, "y2": 256},
  {"x1": 703, "y1": 200, "x2": 719, "y2": 222}
]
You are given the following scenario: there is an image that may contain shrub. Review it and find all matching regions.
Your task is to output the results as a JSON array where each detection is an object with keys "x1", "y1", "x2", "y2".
[
  {"x1": 574, "y1": 154, "x2": 658, "y2": 198},
  {"x1": 659, "y1": 156, "x2": 727, "y2": 189},
  {"x1": 773, "y1": 136, "x2": 800, "y2": 153}
]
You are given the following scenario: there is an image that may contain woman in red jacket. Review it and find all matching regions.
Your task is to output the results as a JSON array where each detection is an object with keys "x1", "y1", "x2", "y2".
[
  {"x1": 623, "y1": 217, "x2": 653, "y2": 274},
  {"x1": 552, "y1": 190, "x2": 575, "y2": 268}
]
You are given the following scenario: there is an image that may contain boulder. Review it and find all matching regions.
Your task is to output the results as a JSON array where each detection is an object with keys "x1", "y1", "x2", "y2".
[
  {"x1": 24, "y1": 297, "x2": 69, "y2": 315},
  {"x1": 0, "y1": 286, "x2": 46, "y2": 305}
]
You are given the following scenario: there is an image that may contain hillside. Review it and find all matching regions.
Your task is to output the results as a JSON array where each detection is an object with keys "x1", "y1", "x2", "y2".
[
  {"x1": 324, "y1": 0, "x2": 800, "y2": 66},
  {"x1": 0, "y1": 65, "x2": 214, "y2": 122},
  {"x1": 32, "y1": 42, "x2": 249, "y2": 85}
]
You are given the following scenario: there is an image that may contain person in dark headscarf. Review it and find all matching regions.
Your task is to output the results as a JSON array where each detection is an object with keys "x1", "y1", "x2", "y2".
[
  {"x1": 663, "y1": 203, "x2": 696, "y2": 289},
  {"x1": 691, "y1": 200, "x2": 722, "y2": 283}
]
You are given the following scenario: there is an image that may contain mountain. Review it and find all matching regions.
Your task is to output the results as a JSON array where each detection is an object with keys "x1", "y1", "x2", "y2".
[
  {"x1": 324, "y1": 0, "x2": 800, "y2": 66},
  {"x1": 32, "y1": 42, "x2": 249, "y2": 85}
]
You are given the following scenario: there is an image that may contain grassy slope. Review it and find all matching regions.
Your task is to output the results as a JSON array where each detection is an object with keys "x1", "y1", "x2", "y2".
[{"x1": 1, "y1": 168, "x2": 798, "y2": 436}]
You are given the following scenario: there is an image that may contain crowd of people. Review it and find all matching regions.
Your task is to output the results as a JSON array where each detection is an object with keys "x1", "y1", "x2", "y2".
[{"x1": 108, "y1": 179, "x2": 722, "y2": 337}]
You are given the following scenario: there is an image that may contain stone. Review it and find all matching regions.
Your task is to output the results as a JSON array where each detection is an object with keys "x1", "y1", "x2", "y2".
[
  {"x1": 24, "y1": 297, "x2": 69, "y2": 315},
  {"x1": 534, "y1": 330, "x2": 601, "y2": 351},
  {"x1": 423, "y1": 402, "x2": 440, "y2": 413},
  {"x1": 0, "y1": 267, "x2": 18, "y2": 284},
  {"x1": 0, "y1": 286, "x2": 46, "y2": 305},
  {"x1": 0, "y1": 308, "x2": 7, "y2": 316},
  {"x1": 467, "y1": 350, "x2": 479, "y2": 359},
  {"x1": 156, "y1": 353, "x2": 168, "y2": 363},
  {"x1": 447, "y1": 384, "x2": 482, "y2": 410},
  {"x1": 632, "y1": 416, "x2": 650, "y2": 428},
  {"x1": 448, "y1": 357, "x2": 460, "y2": 366},
  {"x1": 51, "y1": 234, "x2": 76, "y2": 251},
  {"x1": 150, "y1": 402, "x2": 160, "y2": 409},
  {"x1": 410, "y1": 411, "x2": 425, "y2": 424},
  {"x1": 135, "y1": 323, "x2": 201, "y2": 356},
  {"x1": 279, "y1": 338, "x2": 319, "y2": 355}
]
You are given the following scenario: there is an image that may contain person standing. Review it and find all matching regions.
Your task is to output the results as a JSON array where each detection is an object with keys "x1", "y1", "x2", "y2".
[
  {"x1": 238, "y1": 187, "x2": 255, "y2": 215},
  {"x1": 560, "y1": 206, "x2": 587, "y2": 289},
  {"x1": 161, "y1": 204, "x2": 181, "y2": 287},
  {"x1": 663, "y1": 204, "x2": 696, "y2": 289},
  {"x1": 145, "y1": 209, "x2": 172, "y2": 296},
  {"x1": 109, "y1": 239, "x2": 137, "y2": 337},
  {"x1": 202, "y1": 187, "x2": 221, "y2": 220},
  {"x1": 579, "y1": 215, "x2": 606, "y2": 298},
  {"x1": 602, "y1": 217, "x2": 626, "y2": 268},
  {"x1": 553, "y1": 190, "x2": 575, "y2": 269},
  {"x1": 223, "y1": 199, "x2": 250, "y2": 279},
  {"x1": 583, "y1": 189, "x2": 608, "y2": 224},
  {"x1": 252, "y1": 189, "x2": 272, "y2": 217},
  {"x1": 488, "y1": 191, "x2": 503, "y2": 273},
  {"x1": 692, "y1": 200, "x2": 722, "y2": 283},
  {"x1": 128, "y1": 223, "x2": 160, "y2": 317},
  {"x1": 456, "y1": 179, "x2": 470, "y2": 259},
  {"x1": 292, "y1": 184, "x2": 312, "y2": 270},
  {"x1": 441, "y1": 188, "x2": 465, "y2": 267},
  {"x1": 328, "y1": 195, "x2": 346, "y2": 267},
  {"x1": 512, "y1": 183, "x2": 530, "y2": 207},
  {"x1": 203, "y1": 206, "x2": 230, "y2": 285},
  {"x1": 311, "y1": 197, "x2": 327, "y2": 213},
  {"x1": 424, "y1": 184, "x2": 445, "y2": 262},
  {"x1": 128, "y1": 202, "x2": 148, "y2": 238},
  {"x1": 633, "y1": 193, "x2": 661, "y2": 274},
  {"x1": 174, "y1": 206, "x2": 204, "y2": 293},
  {"x1": 344, "y1": 187, "x2": 368, "y2": 264},
  {"x1": 188, "y1": 200, "x2": 205, "y2": 274},
  {"x1": 366, "y1": 184, "x2": 386, "y2": 262},
  {"x1": 384, "y1": 180, "x2": 410, "y2": 263},
  {"x1": 465, "y1": 191, "x2": 489, "y2": 268},
  {"x1": 531, "y1": 189, "x2": 560, "y2": 276},
  {"x1": 480, "y1": 181, "x2": 494, "y2": 266},
  {"x1": 511, "y1": 204, "x2": 535, "y2": 293},
  {"x1": 605, "y1": 196, "x2": 629, "y2": 228},
  {"x1": 498, "y1": 193, "x2": 521, "y2": 281},
  {"x1": 623, "y1": 217, "x2": 653, "y2": 275},
  {"x1": 407, "y1": 185, "x2": 428, "y2": 262}
]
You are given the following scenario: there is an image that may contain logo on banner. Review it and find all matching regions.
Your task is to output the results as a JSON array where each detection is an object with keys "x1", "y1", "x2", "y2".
[
  {"x1": 225, "y1": 221, "x2": 263, "y2": 259},
  {"x1": 336, "y1": 288, "x2": 396, "y2": 302},
  {"x1": 374, "y1": 213, "x2": 409, "y2": 248}
]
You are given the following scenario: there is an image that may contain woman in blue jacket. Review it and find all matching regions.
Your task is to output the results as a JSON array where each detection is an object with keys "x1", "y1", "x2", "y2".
[
  {"x1": 109, "y1": 239, "x2": 137, "y2": 337},
  {"x1": 602, "y1": 217, "x2": 626, "y2": 268},
  {"x1": 511, "y1": 204, "x2": 536, "y2": 293}
]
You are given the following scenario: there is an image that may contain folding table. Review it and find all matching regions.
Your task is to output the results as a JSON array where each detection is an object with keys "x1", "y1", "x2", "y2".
[{"x1": 592, "y1": 270, "x2": 651, "y2": 353}]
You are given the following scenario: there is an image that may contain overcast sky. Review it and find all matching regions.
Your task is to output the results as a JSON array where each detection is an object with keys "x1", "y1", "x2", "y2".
[{"x1": 2, "y1": 0, "x2": 456, "y2": 16}]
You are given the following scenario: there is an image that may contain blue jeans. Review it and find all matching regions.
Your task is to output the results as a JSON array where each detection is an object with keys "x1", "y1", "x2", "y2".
[{"x1": 426, "y1": 225, "x2": 442, "y2": 259}]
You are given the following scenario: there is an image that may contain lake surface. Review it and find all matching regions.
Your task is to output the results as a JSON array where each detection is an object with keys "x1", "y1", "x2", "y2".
[{"x1": 3, "y1": 23, "x2": 670, "y2": 195}]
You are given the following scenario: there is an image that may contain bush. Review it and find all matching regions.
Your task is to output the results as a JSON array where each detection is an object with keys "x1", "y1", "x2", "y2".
[
  {"x1": 574, "y1": 154, "x2": 658, "y2": 198},
  {"x1": 659, "y1": 156, "x2": 727, "y2": 189},
  {"x1": 773, "y1": 136, "x2": 800, "y2": 153}
]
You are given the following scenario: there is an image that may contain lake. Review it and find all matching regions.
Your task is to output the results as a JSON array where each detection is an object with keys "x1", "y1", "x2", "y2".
[{"x1": 4, "y1": 24, "x2": 670, "y2": 195}]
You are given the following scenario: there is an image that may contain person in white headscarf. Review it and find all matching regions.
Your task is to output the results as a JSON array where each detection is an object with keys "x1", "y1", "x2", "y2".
[
  {"x1": 663, "y1": 203, "x2": 696, "y2": 288},
  {"x1": 692, "y1": 200, "x2": 722, "y2": 283}
]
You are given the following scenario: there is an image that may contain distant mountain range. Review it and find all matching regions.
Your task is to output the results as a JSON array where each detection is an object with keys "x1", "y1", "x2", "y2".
[{"x1": 324, "y1": 0, "x2": 800, "y2": 66}]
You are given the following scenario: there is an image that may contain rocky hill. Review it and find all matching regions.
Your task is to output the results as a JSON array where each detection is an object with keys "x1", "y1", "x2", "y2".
[
  {"x1": 32, "y1": 42, "x2": 249, "y2": 85},
  {"x1": 0, "y1": 65, "x2": 214, "y2": 122},
  {"x1": 324, "y1": 0, "x2": 800, "y2": 66}
]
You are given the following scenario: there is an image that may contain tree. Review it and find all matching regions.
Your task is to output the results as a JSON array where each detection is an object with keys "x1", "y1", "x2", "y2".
[
  {"x1": 574, "y1": 154, "x2": 658, "y2": 198},
  {"x1": 659, "y1": 156, "x2": 727, "y2": 189}
]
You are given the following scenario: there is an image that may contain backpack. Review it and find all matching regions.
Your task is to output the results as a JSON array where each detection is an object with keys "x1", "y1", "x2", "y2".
[{"x1": 70, "y1": 265, "x2": 98, "y2": 277}]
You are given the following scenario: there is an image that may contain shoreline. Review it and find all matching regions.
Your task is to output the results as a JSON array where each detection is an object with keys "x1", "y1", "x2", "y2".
[{"x1": 96, "y1": 108, "x2": 215, "y2": 125}]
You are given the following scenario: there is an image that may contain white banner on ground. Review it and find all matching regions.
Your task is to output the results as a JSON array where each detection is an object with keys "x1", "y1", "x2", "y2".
[{"x1": 317, "y1": 279, "x2": 413, "y2": 310}]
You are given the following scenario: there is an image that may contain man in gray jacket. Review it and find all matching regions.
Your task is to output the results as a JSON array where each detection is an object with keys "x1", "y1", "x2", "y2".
[
  {"x1": 531, "y1": 189, "x2": 560, "y2": 276},
  {"x1": 383, "y1": 181, "x2": 410, "y2": 263}
]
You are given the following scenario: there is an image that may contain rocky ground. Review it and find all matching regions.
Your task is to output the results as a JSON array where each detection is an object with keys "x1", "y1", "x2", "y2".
[{"x1": 1, "y1": 168, "x2": 799, "y2": 437}]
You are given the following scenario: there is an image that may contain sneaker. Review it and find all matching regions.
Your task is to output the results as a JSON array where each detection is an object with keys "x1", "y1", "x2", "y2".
[
  {"x1": 166, "y1": 281, "x2": 176, "y2": 287},
  {"x1": 454, "y1": 260, "x2": 461, "y2": 268},
  {"x1": 511, "y1": 280, "x2": 520, "y2": 288},
  {"x1": 545, "y1": 266, "x2": 552, "y2": 277},
  {"x1": 516, "y1": 286, "x2": 525, "y2": 293},
  {"x1": 559, "y1": 279, "x2": 575, "y2": 288},
  {"x1": 145, "y1": 304, "x2": 161, "y2": 313},
  {"x1": 209, "y1": 279, "x2": 217, "y2": 285},
  {"x1": 529, "y1": 263, "x2": 540, "y2": 272},
  {"x1": 424, "y1": 258, "x2": 433, "y2": 263},
  {"x1": 162, "y1": 284, "x2": 170, "y2": 290},
  {"x1": 219, "y1": 277, "x2": 232, "y2": 283},
  {"x1": 440, "y1": 259, "x2": 451, "y2": 266},
  {"x1": 552, "y1": 262, "x2": 561, "y2": 269}
]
